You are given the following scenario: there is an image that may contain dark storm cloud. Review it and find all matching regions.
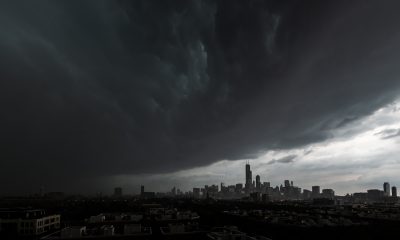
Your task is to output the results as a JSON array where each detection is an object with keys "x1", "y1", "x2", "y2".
[
  {"x1": 2, "y1": 0, "x2": 400, "y2": 193},
  {"x1": 267, "y1": 155, "x2": 297, "y2": 165},
  {"x1": 303, "y1": 150, "x2": 313, "y2": 156},
  {"x1": 375, "y1": 128, "x2": 400, "y2": 139}
]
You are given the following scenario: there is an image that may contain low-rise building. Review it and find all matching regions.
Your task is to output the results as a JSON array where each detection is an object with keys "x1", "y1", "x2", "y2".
[
  {"x1": 208, "y1": 226, "x2": 247, "y2": 240},
  {"x1": 88, "y1": 214, "x2": 105, "y2": 223},
  {"x1": 0, "y1": 208, "x2": 60, "y2": 237},
  {"x1": 60, "y1": 226, "x2": 86, "y2": 238}
]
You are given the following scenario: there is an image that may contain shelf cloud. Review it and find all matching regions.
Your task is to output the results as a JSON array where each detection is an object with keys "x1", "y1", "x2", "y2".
[{"x1": 1, "y1": 0, "x2": 400, "y2": 194}]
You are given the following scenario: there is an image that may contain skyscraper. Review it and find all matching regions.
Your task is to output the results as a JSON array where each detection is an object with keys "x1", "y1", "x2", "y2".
[
  {"x1": 392, "y1": 186, "x2": 397, "y2": 197},
  {"x1": 284, "y1": 180, "x2": 290, "y2": 187},
  {"x1": 312, "y1": 186, "x2": 320, "y2": 198},
  {"x1": 322, "y1": 189, "x2": 335, "y2": 199},
  {"x1": 303, "y1": 189, "x2": 312, "y2": 199},
  {"x1": 256, "y1": 175, "x2": 261, "y2": 191},
  {"x1": 245, "y1": 162, "x2": 252, "y2": 192},
  {"x1": 383, "y1": 182, "x2": 390, "y2": 197}
]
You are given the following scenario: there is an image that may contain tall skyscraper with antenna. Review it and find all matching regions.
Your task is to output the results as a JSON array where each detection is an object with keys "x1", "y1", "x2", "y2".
[{"x1": 245, "y1": 161, "x2": 252, "y2": 193}]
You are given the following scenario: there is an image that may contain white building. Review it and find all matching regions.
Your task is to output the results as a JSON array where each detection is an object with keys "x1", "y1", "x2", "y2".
[
  {"x1": 88, "y1": 214, "x2": 105, "y2": 223},
  {"x1": 60, "y1": 226, "x2": 86, "y2": 238},
  {"x1": 0, "y1": 208, "x2": 60, "y2": 236}
]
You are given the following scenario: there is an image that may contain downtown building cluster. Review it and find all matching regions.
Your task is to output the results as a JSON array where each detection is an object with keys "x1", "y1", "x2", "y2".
[
  {"x1": 350, "y1": 181, "x2": 398, "y2": 204},
  {"x1": 135, "y1": 163, "x2": 399, "y2": 204},
  {"x1": 126, "y1": 163, "x2": 336, "y2": 201},
  {"x1": 189, "y1": 163, "x2": 335, "y2": 202}
]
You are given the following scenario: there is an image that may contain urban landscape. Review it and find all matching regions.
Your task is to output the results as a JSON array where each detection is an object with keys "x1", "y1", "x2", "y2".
[
  {"x1": 2, "y1": 163, "x2": 400, "y2": 239},
  {"x1": 3, "y1": 0, "x2": 400, "y2": 239}
]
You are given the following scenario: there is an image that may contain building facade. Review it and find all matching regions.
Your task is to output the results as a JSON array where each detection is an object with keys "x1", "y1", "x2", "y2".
[
  {"x1": 245, "y1": 163, "x2": 252, "y2": 193},
  {"x1": 0, "y1": 208, "x2": 60, "y2": 236},
  {"x1": 383, "y1": 182, "x2": 390, "y2": 197}
]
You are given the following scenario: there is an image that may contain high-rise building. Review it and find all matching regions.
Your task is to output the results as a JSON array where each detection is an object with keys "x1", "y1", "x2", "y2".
[
  {"x1": 284, "y1": 180, "x2": 290, "y2": 188},
  {"x1": 384, "y1": 182, "x2": 390, "y2": 197},
  {"x1": 256, "y1": 175, "x2": 261, "y2": 191},
  {"x1": 392, "y1": 186, "x2": 397, "y2": 197},
  {"x1": 322, "y1": 189, "x2": 335, "y2": 199},
  {"x1": 140, "y1": 185, "x2": 144, "y2": 195},
  {"x1": 220, "y1": 183, "x2": 228, "y2": 193},
  {"x1": 245, "y1": 163, "x2": 252, "y2": 192},
  {"x1": 303, "y1": 189, "x2": 312, "y2": 199},
  {"x1": 312, "y1": 186, "x2": 320, "y2": 198}
]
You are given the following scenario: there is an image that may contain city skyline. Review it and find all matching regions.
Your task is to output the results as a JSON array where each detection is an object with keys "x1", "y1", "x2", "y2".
[
  {"x1": 136, "y1": 162, "x2": 399, "y2": 200},
  {"x1": 24, "y1": 161, "x2": 399, "y2": 198},
  {"x1": 138, "y1": 164, "x2": 395, "y2": 199}
]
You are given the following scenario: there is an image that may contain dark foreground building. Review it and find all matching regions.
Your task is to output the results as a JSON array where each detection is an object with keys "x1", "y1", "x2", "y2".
[{"x1": 0, "y1": 208, "x2": 60, "y2": 237}]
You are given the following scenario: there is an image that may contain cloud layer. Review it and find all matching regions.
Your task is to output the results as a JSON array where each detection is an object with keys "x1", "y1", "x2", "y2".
[
  {"x1": 1, "y1": 1, "x2": 400, "y2": 193},
  {"x1": 116, "y1": 100, "x2": 400, "y2": 196}
]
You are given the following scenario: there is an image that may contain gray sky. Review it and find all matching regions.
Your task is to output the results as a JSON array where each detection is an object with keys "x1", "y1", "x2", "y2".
[{"x1": 2, "y1": 0, "x2": 400, "y2": 195}]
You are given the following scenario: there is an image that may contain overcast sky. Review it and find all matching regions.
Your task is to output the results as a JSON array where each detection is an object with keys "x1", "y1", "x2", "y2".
[{"x1": 2, "y1": 0, "x2": 400, "y2": 195}]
